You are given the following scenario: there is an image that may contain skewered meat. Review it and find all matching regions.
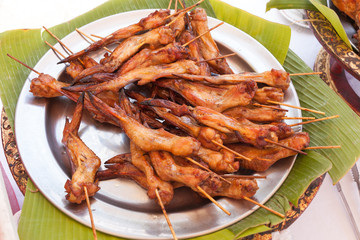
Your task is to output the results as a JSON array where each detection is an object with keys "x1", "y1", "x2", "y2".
[
  {"x1": 65, "y1": 56, "x2": 99, "y2": 80},
  {"x1": 175, "y1": 68, "x2": 290, "y2": 90},
  {"x1": 73, "y1": 26, "x2": 175, "y2": 81},
  {"x1": 98, "y1": 157, "x2": 150, "y2": 190},
  {"x1": 209, "y1": 177, "x2": 258, "y2": 199},
  {"x1": 155, "y1": 78, "x2": 257, "y2": 112},
  {"x1": 222, "y1": 105, "x2": 286, "y2": 122},
  {"x1": 149, "y1": 151, "x2": 223, "y2": 193},
  {"x1": 62, "y1": 93, "x2": 101, "y2": 204},
  {"x1": 196, "y1": 147, "x2": 239, "y2": 173},
  {"x1": 179, "y1": 30, "x2": 211, "y2": 75},
  {"x1": 63, "y1": 60, "x2": 201, "y2": 94},
  {"x1": 59, "y1": 9, "x2": 171, "y2": 63},
  {"x1": 118, "y1": 42, "x2": 190, "y2": 75},
  {"x1": 190, "y1": 8, "x2": 233, "y2": 74},
  {"x1": 118, "y1": 91, "x2": 174, "y2": 205},
  {"x1": 30, "y1": 73, "x2": 120, "y2": 126},
  {"x1": 142, "y1": 99, "x2": 279, "y2": 148},
  {"x1": 169, "y1": 11, "x2": 187, "y2": 37},
  {"x1": 227, "y1": 132, "x2": 310, "y2": 172},
  {"x1": 102, "y1": 153, "x2": 258, "y2": 200},
  {"x1": 150, "y1": 106, "x2": 224, "y2": 150},
  {"x1": 253, "y1": 87, "x2": 284, "y2": 104},
  {"x1": 222, "y1": 122, "x2": 294, "y2": 144},
  {"x1": 130, "y1": 143, "x2": 174, "y2": 205},
  {"x1": 88, "y1": 92, "x2": 201, "y2": 156}
]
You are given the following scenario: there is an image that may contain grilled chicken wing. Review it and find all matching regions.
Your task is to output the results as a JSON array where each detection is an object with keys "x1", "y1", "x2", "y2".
[
  {"x1": 63, "y1": 60, "x2": 201, "y2": 94},
  {"x1": 142, "y1": 99, "x2": 279, "y2": 148},
  {"x1": 89, "y1": 92, "x2": 201, "y2": 156},
  {"x1": 222, "y1": 105, "x2": 286, "y2": 122},
  {"x1": 74, "y1": 26, "x2": 175, "y2": 81},
  {"x1": 118, "y1": 42, "x2": 190, "y2": 75},
  {"x1": 62, "y1": 93, "x2": 101, "y2": 204},
  {"x1": 190, "y1": 8, "x2": 233, "y2": 74},
  {"x1": 59, "y1": 9, "x2": 171, "y2": 63},
  {"x1": 155, "y1": 78, "x2": 257, "y2": 112},
  {"x1": 175, "y1": 69, "x2": 290, "y2": 90},
  {"x1": 227, "y1": 132, "x2": 310, "y2": 172}
]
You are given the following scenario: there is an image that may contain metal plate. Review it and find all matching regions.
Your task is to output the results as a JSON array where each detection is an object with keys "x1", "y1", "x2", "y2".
[{"x1": 14, "y1": 9, "x2": 301, "y2": 239}]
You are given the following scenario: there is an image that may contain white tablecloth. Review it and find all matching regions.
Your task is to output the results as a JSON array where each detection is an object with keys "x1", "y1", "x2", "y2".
[{"x1": 0, "y1": 0, "x2": 359, "y2": 239}]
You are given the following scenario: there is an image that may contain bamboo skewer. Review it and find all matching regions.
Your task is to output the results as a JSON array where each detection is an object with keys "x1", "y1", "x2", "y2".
[
  {"x1": 264, "y1": 139, "x2": 307, "y2": 155},
  {"x1": 44, "y1": 41, "x2": 67, "y2": 59},
  {"x1": 75, "y1": 28, "x2": 112, "y2": 53},
  {"x1": 221, "y1": 174, "x2": 267, "y2": 179},
  {"x1": 282, "y1": 116, "x2": 316, "y2": 120},
  {"x1": 43, "y1": 26, "x2": 73, "y2": 55},
  {"x1": 256, "y1": 157, "x2": 275, "y2": 162},
  {"x1": 178, "y1": 0, "x2": 185, "y2": 9},
  {"x1": 167, "y1": 0, "x2": 173, "y2": 10},
  {"x1": 195, "y1": 186, "x2": 231, "y2": 216},
  {"x1": 196, "y1": 53, "x2": 236, "y2": 63},
  {"x1": 42, "y1": 26, "x2": 88, "y2": 66},
  {"x1": 267, "y1": 100, "x2": 326, "y2": 115},
  {"x1": 84, "y1": 186, "x2": 98, "y2": 240},
  {"x1": 289, "y1": 115, "x2": 339, "y2": 127},
  {"x1": 289, "y1": 72, "x2": 322, "y2": 76},
  {"x1": 182, "y1": 22, "x2": 224, "y2": 47},
  {"x1": 185, "y1": 157, "x2": 231, "y2": 184},
  {"x1": 252, "y1": 103, "x2": 288, "y2": 111},
  {"x1": 7, "y1": 54, "x2": 40, "y2": 75},
  {"x1": 73, "y1": 136, "x2": 97, "y2": 240},
  {"x1": 243, "y1": 196, "x2": 285, "y2": 218},
  {"x1": 155, "y1": 189, "x2": 177, "y2": 240},
  {"x1": 90, "y1": 34, "x2": 104, "y2": 39},
  {"x1": 211, "y1": 140, "x2": 252, "y2": 161},
  {"x1": 304, "y1": 145, "x2": 341, "y2": 150},
  {"x1": 165, "y1": 0, "x2": 205, "y2": 20},
  {"x1": 166, "y1": 11, "x2": 185, "y2": 26},
  {"x1": 174, "y1": 0, "x2": 178, "y2": 12}
]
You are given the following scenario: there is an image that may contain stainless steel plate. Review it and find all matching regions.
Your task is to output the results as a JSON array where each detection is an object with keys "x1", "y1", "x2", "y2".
[{"x1": 15, "y1": 9, "x2": 302, "y2": 239}]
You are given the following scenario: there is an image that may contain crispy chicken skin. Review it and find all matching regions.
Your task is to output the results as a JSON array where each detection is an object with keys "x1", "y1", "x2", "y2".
[
  {"x1": 74, "y1": 26, "x2": 175, "y2": 81},
  {"x1": 30, "y1": 73, "x2": 120, "y2": 126},
  {"x1": 190, "y1": 8, "x2": 233, "y2": 74},
  {"x1": 155, "y1": 78, "x2": 257, "y2": 112},
  {"x1": 89, "y1": 92, "x2": 201, "y2": 156},
  {"x1": 227, "y1": 132, "x2": 310, "y2": 172},
  {"x1": 149, "y1": 151, "x2": 223, "y2": 193},
  {"x1": 175, "y1": 69, "x2": 291, "y2": 90},
  {"x1": 118, "y1": 42, "x2": 190, "y2": 75},
  {"x1": 222, "y1": 105, "x2": 286, "y2": 122},
  {"x1": 130, "y1": 143, "x2": 174, "y2": 205},
  {"x1": 59, "y1": 9, "x2": 171, "y2": 63},
  {"x1": 63, "y1": 60, "x2": 201, "y2": 94},
  {"x1": 62, "y1": 94, "x2": 101, "y2": 204}
]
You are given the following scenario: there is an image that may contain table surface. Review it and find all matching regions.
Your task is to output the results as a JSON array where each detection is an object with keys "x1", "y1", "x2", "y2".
[{"x1": 0, "y1": 0, "x2": 360, "y2": 240}]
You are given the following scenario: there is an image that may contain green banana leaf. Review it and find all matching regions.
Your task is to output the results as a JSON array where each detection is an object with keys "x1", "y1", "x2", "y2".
[
  {"x1": 0, "y1": 0, "x2": 360, "y2": 239},
  {"x1": 266, "y1": 0, "x2": 352, "y2": 48}
]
